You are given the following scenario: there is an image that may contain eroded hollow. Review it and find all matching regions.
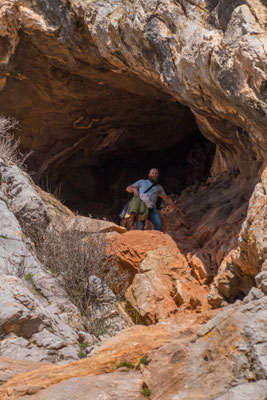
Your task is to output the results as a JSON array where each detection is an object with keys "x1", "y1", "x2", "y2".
[
  {"x1": 42, "y1": 117, "x2": 215, "y2": 220},
  {"x1": 0, "y1": 31, "x2": 215, "y2": 220}
]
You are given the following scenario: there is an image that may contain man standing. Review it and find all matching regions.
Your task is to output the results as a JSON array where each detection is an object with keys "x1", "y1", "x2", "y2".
[{"x1": 126, "y1": 168, "x2": 183, "y2": 231}]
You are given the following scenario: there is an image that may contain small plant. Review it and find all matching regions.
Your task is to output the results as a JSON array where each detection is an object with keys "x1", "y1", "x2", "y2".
[
  {"x1": 142, "y1": 387, "x2": 152, "y2": 398},
  {"x1": 139, "y1": 356, "x2": 149, "y2": 366},
  {"x1": 24, "y1": 273, "x2": 34, "y2": 284},
  {"x1": 79, "y1": 342, "x2": 88, "y2": 350},
  {"x1": 78, "y1": 351, "x2": 87, "y2": 359},
  {"x1": 116, "y1": 361, "x2": 134, "y2": 369},
  {"x1": 0, "y1": 234, "x2": 8, "y2": 239},
  {"x1": 35, "y1": 288, "x2": 45, "y2": 297}
]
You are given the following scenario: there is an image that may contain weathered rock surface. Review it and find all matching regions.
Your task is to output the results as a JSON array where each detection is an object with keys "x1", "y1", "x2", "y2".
[
  {"x1": 0, "y1": 324, "x2": 170, "y2": 400},
  {"x1": 0, "y1": 357, "x2": 47, "y2": 385},
  {"x1": 125, "y1": 245, "x2": 209, "y2": 324},
  {"x1": 0, "y1": 0, "x2": 266, "y2": 216},
  {"x1": 214, "y1": 380, "x2": 267, "y2": 400},
  {"x1": 0, "y1": 159, "x2": 50, "y2": 234},
  {"x1": 19, "y1": 371, "x2": 144, "y2": 400},
  {"x1": 0, "y1": 161, "x2": 128, "y2": 361},
  {"x1": 0, "y1": 275, "x2": 81, "y2": 362},
  {"x1": 110, "y1": 230, "x2": 178, "y2": 275},
  {"x1": 207, "y1": 167, "x2": 267, "y2": 307},
  {"x1": 143, "y1": 297, "x2": 267, "y2": 400},
  {"x1": 234, "y1": 166, "x2": 267, "y2": 276},
  {"x1": 110, "y1": 230, "x2": 210, "y2": 322},
  {"x1": 0, "y1": 298, "x2": 265, "y2": 400},
  {"x1": 64, "y1": 216, "x2": 127, "y2": 234}
]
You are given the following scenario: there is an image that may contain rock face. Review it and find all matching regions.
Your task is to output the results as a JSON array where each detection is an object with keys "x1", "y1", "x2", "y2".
[
  {"x1": 207, "y1": 167, "x2": 267, "y2": 306},
  {"x1": 0, "y1": 298, "x2": 266, "y2": 400},
  {"x1": 0, "y1": 0, "x2": 266, "y2": 215},
  {"x1": 110, "y1": 230, "x2": 209, "y2": 323},
  {"x1": 0, "y1": 159, "x2": 128, "y2": 362},
  {"x1": 0, "y1": 275, "x2": 80, "y2": 362},
  {"x1": 144, "y1": 297, "x2": 267, "y2": 400},
  {"x1": 0, "y1": 1, "x2": 266, "y2": 399},
  {"x1": 0, "y1": 324, "x2": 170, "y2": 400}
]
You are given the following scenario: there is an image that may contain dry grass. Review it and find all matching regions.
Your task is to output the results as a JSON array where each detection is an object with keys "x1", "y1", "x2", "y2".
[
  {"x1": 34, "y1": 219, "x2": 127, "y2": 334},
  {"x1": 0, "y1": 115, "x2": 30, "y2": 168}
]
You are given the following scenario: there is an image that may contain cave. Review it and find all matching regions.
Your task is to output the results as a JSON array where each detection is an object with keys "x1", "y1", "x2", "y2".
[
  {"x1": 36, "y1": 109, "x2": 215, "y2": 221},
  {"x1": 0, "y1": 31, "x2": 216, "y2": 221}
]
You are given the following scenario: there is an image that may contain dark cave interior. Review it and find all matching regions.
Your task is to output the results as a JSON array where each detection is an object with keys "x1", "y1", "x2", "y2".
[{"x1": 42, "y1": 127, "x2": 215, "y2": 221}]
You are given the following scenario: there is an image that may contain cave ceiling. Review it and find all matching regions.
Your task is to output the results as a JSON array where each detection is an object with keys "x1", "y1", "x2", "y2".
[
  {"x1": 0, "y1": 0, "x2": 266, "y2": 189},
  {"x1": 0, "y1": 31, "x2": 198, "y2": 181}
]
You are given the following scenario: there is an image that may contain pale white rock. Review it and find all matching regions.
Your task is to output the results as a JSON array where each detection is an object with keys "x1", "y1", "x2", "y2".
[
  {"x1": 18, "y1": 371, "x2": 144, "y2": 400},
  {"x1": 0, "y1": 159, "x2": 50, "y2": 234},
  {"x1": 214, "y1": 380, "x2": 267, "y2": 400},
  {"x1": 0, "y1": 275, "x2": 81, "y2": 362},
  {"x1": 255, "y1": 271, "x2": 267, "y2": 294}
]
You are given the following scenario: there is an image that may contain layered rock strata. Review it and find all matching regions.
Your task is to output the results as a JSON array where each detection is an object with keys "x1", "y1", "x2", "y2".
[
  {"x1": 0, "y1": 297, "x2": 266, "y2": 400},
  {"x1": 0, "y1": 0, "x2": 266, "y2": 183}
]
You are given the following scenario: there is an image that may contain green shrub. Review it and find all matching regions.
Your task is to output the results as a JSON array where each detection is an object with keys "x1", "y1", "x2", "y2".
[
  {"x1": 24, "y1": 273, "x2": 34, "y2": 284},
  {"x1": 142, "y1": 387, "x2": 152, "y2": 397},
  {"x1": 116, "y1": 361, "x2": 134, "y2": 369},
  {"x1": 139, "y1": 355, "x2": 149, "y2": 366}
]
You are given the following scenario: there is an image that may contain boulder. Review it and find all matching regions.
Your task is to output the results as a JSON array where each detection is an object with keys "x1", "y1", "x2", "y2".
[
  {"x1": 63, "y1": 216, "x2": 126, "y2": 235},
  {"x1": 110, "y1": 230, "x2": 181, "y2": 276},
  {"x1": 125, "y1": 246, "x2": 209, "y2": 324}
]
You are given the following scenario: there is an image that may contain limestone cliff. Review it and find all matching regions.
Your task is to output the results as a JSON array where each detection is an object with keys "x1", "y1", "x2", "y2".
[
  {"x1": 0, "y1": 1, "x2": 266, "y2": 399},
  {"x1": 0, "y1": 0, "x2": 266, "y2": 180}
]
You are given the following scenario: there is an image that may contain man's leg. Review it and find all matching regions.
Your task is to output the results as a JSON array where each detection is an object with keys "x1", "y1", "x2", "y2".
[
  {"x1": 136, "y1": 219, "x2": 145, "y2": 230},
  {"x1": 148, "y1": 207, "x2": 162, "y2": 231}
]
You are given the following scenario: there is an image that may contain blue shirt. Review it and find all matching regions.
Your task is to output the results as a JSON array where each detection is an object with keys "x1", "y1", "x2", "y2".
[{"x1": 132, "y1": 179, "x2": 166, "y2": 207}]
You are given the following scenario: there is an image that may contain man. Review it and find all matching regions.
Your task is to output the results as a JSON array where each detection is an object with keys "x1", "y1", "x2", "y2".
[{"x1": 126, "y1": 168, "x2": 183, "y2": 231}]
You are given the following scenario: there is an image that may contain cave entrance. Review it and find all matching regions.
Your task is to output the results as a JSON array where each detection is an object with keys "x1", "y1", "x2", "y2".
[
  {"x1": 0, "y1": 30, "x2": 215, "y2": 221},
  {"x1": 48, "y1": 127, "x2": 215, "y2": 222}
]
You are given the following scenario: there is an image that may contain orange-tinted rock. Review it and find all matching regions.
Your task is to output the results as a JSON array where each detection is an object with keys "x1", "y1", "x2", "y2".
[
  {"x1": 110, "y1": 230, "x2": 179, "y2": 276},
  {"x1": 233, "y1": 167, "x2": 267, "y2": 276},
  {"x1": 0, "y1": 325, "x2": 169, "y2": 400},
  {"x1": 0, "y1": 357, "x2": 48, "y2": 385},
  {"x1": 188, "y1": 253, "x2": 210, "y2": 284},
  {"x1": 125, "y1": 247, "x2": 185, "y2": 323},
  {"x1": 125, "y1": 245, "x2": 209, "y2": 324}
]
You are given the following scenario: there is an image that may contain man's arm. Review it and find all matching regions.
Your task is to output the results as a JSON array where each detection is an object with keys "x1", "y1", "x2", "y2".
[
  {"x1": 160, "y1": 194, "x2": 184, "y2": 214},
  {"x1": 126, "y1": 184, "x2": 139, "y2": 197}
]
